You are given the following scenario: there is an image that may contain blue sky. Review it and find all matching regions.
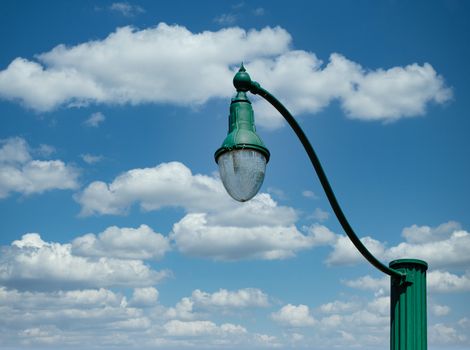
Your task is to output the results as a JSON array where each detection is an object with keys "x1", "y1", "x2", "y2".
[{"x1": 1, "y1": 1, "x2": 469, "y2": 349}]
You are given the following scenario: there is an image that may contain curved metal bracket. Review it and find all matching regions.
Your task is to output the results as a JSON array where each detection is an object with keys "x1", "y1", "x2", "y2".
[{"x1": 249, "y1": 81, "x2": 404, "y2": 279}]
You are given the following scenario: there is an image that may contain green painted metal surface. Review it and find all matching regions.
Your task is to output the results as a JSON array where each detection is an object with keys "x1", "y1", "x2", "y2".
[
  {"x1": 390, "y1": 259, "x2": 428, "y2": 350},
  {"x1": 216, "y1": 65, "x2": 429, "y2": 350},
  {"x1": 214, "y1": 66, "x2": 270, "y2": 163}
]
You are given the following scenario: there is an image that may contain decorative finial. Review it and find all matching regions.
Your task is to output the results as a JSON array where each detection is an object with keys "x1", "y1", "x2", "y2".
[{"x1": 233, "y1": 63, "x2": 251, "y2": 91}]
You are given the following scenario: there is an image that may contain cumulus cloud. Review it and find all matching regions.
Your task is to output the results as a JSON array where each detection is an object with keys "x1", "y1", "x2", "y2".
[
  {"x1": 129, "y1": 287, "x2": 159, "y2": 307},
  {"x1": 0, "y1": 287, "x2": 123, "y2": 310},
  {"x1": 309, "y1": 207, "x2": 330, "y2": 222},
  {"x1": 313, "y1": 297, "x2": 390, "y2": 348},
  {"x1": 83, "y1": 112, "x2": 105, "y2": 127},
  {"x1": 319, "y1": 300, "x2": 359, "y2": 314},
  {"x1": 431, "y1": 304, "x2": 451, "y2": 317},
  {"x1": 166, "y1": 288, "x2": 269, "y2": 321},
  {"x1": 163, "y1": 320, "x2": 246, "y2": 337},
  {"x1": 248, "y1": 52, "x2": 451, "y2": 127},
  {"x1": 427, "y1": 270, "x2": 470, "y2": 293},
  {"x1": 0, "y1": 24, "x2": 288, "y2": 112},
  {"x1": 0, "y1": 137, "x2": 79, "y2": 198},
  {"x1": 76, "y1": 161, "x2": 296, "y2": 222},
  {"x1": 271, "y1": 304, "x2": 316, "y2": 327},
  {"x1": 326, "y1": 234, "x2": 386, "y2": 266},
  {"x1": 75, "y1": 161, "x2": 228, "y2": 216},
  {"x1": 0, "y1": 233, "x2": 168, "y2": 290},
  {"x1": 0, "y1": 23, "x2": 450, "y2": 125},
  {"x1": 166, "y1": 297, "x2": 196, "y2": 320},
  {"x1": 343, "y1": 275, "x2": 389, "y2": 292},
  {"x1": 171, "y1": 213, "x2": 317, "y2": 260},
  {"x1": 0, "y1": 285, "x2": 269, "y2": 348},
  {"x1": 71, "y1": 224, "x2": 170, "y2": 260},
  {"x1": 191, "y1": 288, "x2": 269, "y2": 309},
  {"x1": 344, "y1": 270, "x2": 470, "y2": 294},
  {"x1": 0, "y1": 286, "x2": 159, "y2": 347},
  {"x1": 327, "y1": 221, "x2": 470, "y2": 269},
  {"x1": 429, "y1": 323, "x2": 467, "y2": 345},
  {"x1": 76, "y1": 161, "x2": 310, "y2": 261}
]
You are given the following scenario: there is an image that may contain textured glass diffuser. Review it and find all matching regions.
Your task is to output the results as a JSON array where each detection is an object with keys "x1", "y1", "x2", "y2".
[{"x1": 217, "y1": 149, "x2": 267, "y2": 202}]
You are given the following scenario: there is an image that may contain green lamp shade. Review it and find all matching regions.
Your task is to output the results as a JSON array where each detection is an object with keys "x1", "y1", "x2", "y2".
[
  {"x1": 215, "y1": 66, "x2": 270, "y2": 202},
  {"x1": 217, "y1": 149, "x2": 267, "y2": 202}
]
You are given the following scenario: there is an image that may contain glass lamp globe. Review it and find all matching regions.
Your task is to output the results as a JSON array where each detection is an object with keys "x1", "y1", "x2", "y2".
[{"x1": 217, "y1": 149, "x2": 267, "y2": 202}]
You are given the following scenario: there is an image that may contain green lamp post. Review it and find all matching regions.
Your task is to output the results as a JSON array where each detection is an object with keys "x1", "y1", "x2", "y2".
[{"x1": 215, "y1": 65, "x2": 428, "y2": 350}]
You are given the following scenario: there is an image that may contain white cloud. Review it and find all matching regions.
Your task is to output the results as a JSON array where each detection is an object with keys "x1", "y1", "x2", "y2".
[
  {"x1": 319, "y1": 300, "x2": 359, "y2": 314},
  {"x1": 340, "y1": 61, "x2": 452, "y2": 121},
  {"x1": 0, "y1": 136, "x2": 31, "y2": 163},
  {"x1": 431, "y1": 303, "x2": 451, "y2": 316},
  {"x1": 76, "y1": 161, "x2": 296, "y2": 225},
  {"x1": 129, "y1": 287, "x2": 159, "y2": 307},
  {"x1": 309, "y1": 296, "x2": 392, "y2": 348},
  {"x1": 326, "y1": 235, "x2": 386, "y2": 266},
  {"x1": 429, "y1": 323, "x2": 467, "y2": 345},
  {"x1": 75, "y1": 161, "x2": 227, "y2": 216},
  {"x1": 386, "y1": 229, "x2": 470, "y2": 269},
  {"x1": 343, "y1": 275, "x2": 389, "y2": 292},
  {"x1": 344, "y1": 270, "x2": 470, "y2": 294},
  {"x1": 309, "y1": 207, "x2": 330, "y2": 222},
  {"x1": 0, "y1": 24, "x2": 450, "y2": 125},
  {"x1": 271, "y1": 304, "x2": 316, "y2": 327},
  {"x1": 0, "y1": 287, "x2": 123, "y2": 309},
  {"x1": 165, "y1": 288, "x2": 269, "y2": 322},
  {"x1": 71, "y1": 224, "x2": 170, "y2": 260},
  {"x1": 327, "y1": 221, "x2": 470, "y2": 269},
  {"x1": 1, "y1": 284, "x2": 276, "y2": 348},
  {"x1": 191, "y1": 288, "x2": 269, "y2": 308},
  {"x1": 166, "y1": 297, "x2": 196, "y2": 320},
  {"x1": 170, "y1": 213, "x2": 316, "y2": 260},
  {"x1": 248, "y1": 52, "x2": 451, "y2": 127},
  {"x1": 0, "y1": 24, "x2": 288, "y2": 112},
  {"x1": 253, "y1": 333, "x2": 281, "y2": 347},
  {"x1": 163, "y1": 320, "x2": 246, "y2": 337},
  {"x1": 0, "y1": 57, "x2": 105, "y2": 111},
  {"x1": 427, "y1": 270, "x2": 470, "y2": 293},
  {"x1": 83, "y1": 112, "x2": 105, "y2": 127},
  {"x1": 0, "y1": 233, "x2": 168, "y2": 290},
  {"x1": 367, "y1": 296, "x2": 389, "y2": 316},
  {"x1": 76, "y1": 162, "x2": 297, "y2": 227},
  {"x1": 0, "y1": 137, "x2": 79, "y2": 198},
  {"x1": 109, "y1": 2, "x2": 145, "y2": 17},
  {"x1": 301, "y1": 224, "x2": 336, "y2": 246},
  {"x1": 302, "y1": 190, "x2": 318, "y2": 199},
  {"x1": 76, "y1": 161, "x2": 308, "y2": 261},
  {"x1": 0, "y1": 286, "x2": 160, "y2": 347},
  {"x1": 80, "y1": 153, "x2": 103, "y2": 164}
]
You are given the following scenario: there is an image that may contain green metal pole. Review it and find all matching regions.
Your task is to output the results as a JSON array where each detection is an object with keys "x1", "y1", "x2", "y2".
[
  {"x1": 224, "y1": 66, "x2": 429, "y2": 350},
  {"x1": 390, "y1": 259, "x2": 428, "y2": 350}
]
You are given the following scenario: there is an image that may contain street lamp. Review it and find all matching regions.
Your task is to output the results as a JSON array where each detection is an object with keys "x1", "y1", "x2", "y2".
[{"x1": 215, "y1": 64, "x2": 428, "y2": 350}]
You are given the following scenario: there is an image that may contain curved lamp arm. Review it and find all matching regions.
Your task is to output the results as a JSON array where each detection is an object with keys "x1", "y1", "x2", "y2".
[{"x1": 249, "y1": 81, "x2": 404, "y2": 279}]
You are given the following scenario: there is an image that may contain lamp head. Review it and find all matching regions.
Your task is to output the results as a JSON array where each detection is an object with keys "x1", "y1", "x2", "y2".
[{"x1": 215, "y1": 65, "x2": 270, "y2": 202}]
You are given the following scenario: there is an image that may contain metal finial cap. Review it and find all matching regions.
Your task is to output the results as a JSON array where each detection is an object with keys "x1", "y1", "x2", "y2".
[{"x1": 233, "y1": 63, "x2": 252, "y2": 92}]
